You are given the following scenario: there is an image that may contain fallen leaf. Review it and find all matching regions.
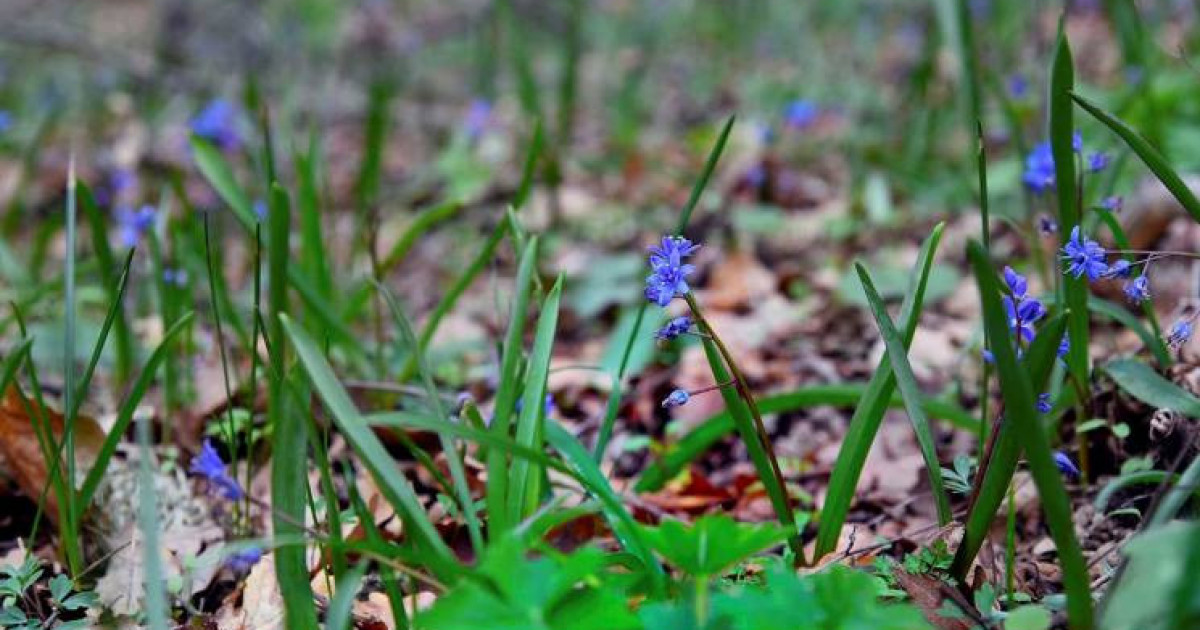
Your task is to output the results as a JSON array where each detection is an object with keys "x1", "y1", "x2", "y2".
[
  {"x1": 0, "y1": 384, "x2": 105, "y2": 520},
  {"x1": 216, "y1": 553, "x2": 286, "y2": 630},
  {"x1": 892, "y1": 569, "x2": 976, "y2": 630}
]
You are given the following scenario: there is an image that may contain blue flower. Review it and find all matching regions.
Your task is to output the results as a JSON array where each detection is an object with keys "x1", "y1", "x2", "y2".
[
  {"x1": 1062, "y1": 226, "x2": 1108, "y2": 281},
  {"x1": 1003, "y1": 266, "x2": 1028, "y2": 298},
  {"x1": 784, "y1": 100, "x2": 819, "y2": 129},
  {"x1": 163, "y1": 268, "x2": 188, "y2": 287},
  {"x1": 645, "y1": 236, "x2": 698, "y2": 307},
  {"x1": 1124, "y1": 275, "x2": 1150, "y2": 304},
  {"x1": 463, "y1": 99, "x2": 492, "y2": 140},
  {"x1": 0, "y1": 111, "x2": 11, "y2": 133},
  {"x1": 1071, "y1": 131, "x2": 1083, "y2": 153},
  {"x1": 1053, "y1": 451, "x2": 1080, "y2": 479},
  {"x1": 190, "y1": 439, "x2": 244, "y2": 501},
  {"x1": 1007, "y1": 74, "x2": 1027, "y2": 99},
  {"x1": 1105, "y1": 259, "x2": 1132, "y2": 278},
  {"x1": 253, "y1": 199, "x2": 268, "y2": 222},
  {"x1": 1167, "y1": 319, "x2": 1193, "y2": 348},
  {"x1": 1058, "y1": 335, "x2": 1070, "y2": 359},
  {"x1": 115, "y1": 204, "x2": 156, "y2": 248},
  {"x1": 981, "y1": 349, "x2": 995, "y2": 364},
  {"x1": 655, "y1": 316, "x2": 693, "y2": 341},
  {"x1": 228, "y1": 546, "x2": 263, "y2": 572},
  {"x1": 1102, "y1": 196, "x2": 1123, "y2": 212},
  {"x1": 1003, "y1": 295, "x2": 1045, "y2": 342},
  {"x1": 661, "y1": 389, "x2": 690, "y2": 408},
  {"x1": 515, "y1": 393, "x2": 554, "y2": 417},
  {"x1": 1037, "y1": 393, "x2": 1052, "y2": 413},
  {"x1": 1022, "y1": 142, "x2": 1057, "y2": 193},
  {"x1": 1087, "y1": 151, "x2": 1109, "y2": 173},
  {"x1": 190, "y1": 99, "x2": 240, "y2": 151}
]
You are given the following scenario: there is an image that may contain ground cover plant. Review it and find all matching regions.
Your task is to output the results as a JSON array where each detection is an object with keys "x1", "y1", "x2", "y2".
[{"x1": 0, "y1": 1, "x2": 1197, "y2": 629}]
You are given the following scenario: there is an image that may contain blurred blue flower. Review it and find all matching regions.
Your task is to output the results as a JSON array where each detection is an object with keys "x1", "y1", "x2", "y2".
[
  {"x1": 516, "y1": 393, "x2": 555, "y2": 417},
  {"x1": 190, "y1": 99, "x2": 240, "y2": 151},
  {"x1": 1124, "y1": 275, "x2": 1150, "y2": 304},
  {"x1": 228, "y1": 546, "x2": 262, "y2": 572},
  {"x1": 1167, "y1": 319, "x2": 1193, "y2": 348},
  {"x1": 655, "y1": 316, "x2": 693, "y2": 341},
  {"x1": 1053, "y1": 451, "x2": 1080, "y2": 479},
  {"x1": 1037, "y1": 393, "x2": 1052, "y2": 413},
  {"x1": 190, "y1": 439, "x2": 244, "y2": 501},
  {"x1": 1022, "y1": 142, "x2": 1057, "y2": 193},
  {"x1": 1058, "y1": 335, "x2": 1070, "y2": 358},
  {"x1": 1071, "y1": 131, "x2": 1083, "y2": 153},
  {"x1": 1087, "y1": 151, "x2": 1110, "y2": 173},
  {"x1": 115, "y1": 204, "x2": 156, "y2": 248},
  {"x1": 1062, "y1": 226, "x2": 1108, "y2": 281},
  {"x1": 463, "y1": 99, "x2": 492, "y2": 140},
  {"x1": 1007, "y1": 74, "x2": 1027, "y2": 99},
  {"x1": 253, "y1": 199, "x2": 267, "y2": 222},
  {"x1": 644, "y1": 236, "x2": 698, "y2": 307},
  {"x1": 1105, "y1": 259, "x2": 1132, "y2": 279},
  {"x1": 783, "y1": 100, "x2": 818, "y2": 130},
  {"x1": 661, "y1": 389, "x2": 690, "y2": 408},
  {"x1": 0, "y1": 111, "x2": 11, "y2": 133},
  {"x1": 1102, "y1": 196, "x2": 1123, "y2": 212},
  {"x1": 163, "y1": 268, "x2": 188, "y2": 287}
]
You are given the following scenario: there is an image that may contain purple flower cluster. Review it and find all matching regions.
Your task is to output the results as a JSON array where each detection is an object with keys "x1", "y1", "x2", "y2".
[
  {"x1": 190, "y1": 439, "x2": 244, "y2": 501},
  {"x1": 190, "y1": 99, "x2": 240, "y2": 151},
  {"x1": 655, "y1": 315, "x2": 693, "y2": 341},
  {"x1": 1003, "y1": 266, "x2": 1045, "y2": 343},
  {"x1": 1023, "y1": 131, "x2": 1106, "y2": 193},
  {"x1": 115, "y1": 204, "x2": 156, "y2": 248},
  {"x1": 1062, "y1": 227, "x2": 1108, "y2": 281},
  {"x1": 644, "y1": 236, "x2": 698, "y2": 307},
  {"x1": 784, "y1": 100, "x2": 819, "y2": 130}
]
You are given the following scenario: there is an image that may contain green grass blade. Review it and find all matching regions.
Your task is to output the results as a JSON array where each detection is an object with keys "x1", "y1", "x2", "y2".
[
  {"x1": 595, "y1": 116, "x2": 735, "y2": 461},
  {"x1": 697, "y1": 336, "x2": 801, "y2": 558},
  {"x1": 1051, "y1": 23, "x2": 1090, "y2": 412},
  {"x1": 487, "y1": 236, "x2": 539, "y2": 538},
  {"x1": 1149, "y1": 451, "x2": 1200, "y2": 528},
  {"x1": 265, "y1": 184, "x2": 319, "y2": 630},
  {"x1": 544, "y1": 421, "x2": 666, "y2": 594},
  {"x1": 326, "y1": 562, "x2": 369, "y2": 630},
  {"x1": 78, "y1": 182, "x2": 135, "y2": 384},
  {"x1": 79, "y1": 312, "x2": 195, "y2": 511},
  {"x1": 190, "y1": 136, "x2": 256, "y2": 227},
  {"x1": 951, "y1": 313, "x2": 1066, "y2": 579},
  {"x1": 514, "y1": 120, "x2": 544, "y2": 210},
  {"x1": 1072, "y1": 92, "x2": 1200, "y2": 224},
  {"x1": 136, "y1": 413, "x2": 169, "y2": 629},
  {"x1": 376, "y1": 283, "x2": 483, "y2": 553},
  {"x1": 855, "y1": 263, "x2": 952, "y2": 525},
  {"x1": 965, "y1": 241, "x2": 1092, "y2": 629},
  {"x1": 815, "y1": 223, "x2": 946, "y2": 559},
  {"x1": 282, "y1": 315, "x2": 460, "y2": 580},
  {"x1": 678, "y1": 115, "x2": 735, "y2": 230},
  {"x1": 296, "y1": 135, "x2": 334, "y2": 301},
  {"x1": 398, "y1": 222, "x2": 508, "y2": 381},
  {"x1": 1093, "y1": 470, "x2": 1183, "y2": 514},
  {"x1": 508, "y1": 275, "x2": 564, "y2": 526},
  {"x1": 637, "y1": 384, "x2": 977, "y2": 493},
  {"x1": 1102, "y1": 359, "x2": 1200, "y2": 417},
  {"x1": 378, "y1": 200, "x2": 465, "y2": 275},
  {"x1": 355, "y1": 81, "x2": 391, "y2": 212}
]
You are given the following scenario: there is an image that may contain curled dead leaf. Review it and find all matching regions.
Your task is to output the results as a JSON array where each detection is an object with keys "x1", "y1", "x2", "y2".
[{"x1": 0, "y1": 385, "x2": 105, "y2": 520}]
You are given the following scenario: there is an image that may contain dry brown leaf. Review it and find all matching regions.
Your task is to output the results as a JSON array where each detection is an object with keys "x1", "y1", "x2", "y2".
[
  {"x1": 216, "y1": 554, "x2": 286, "y2": 630},
  {"x1": 892, "y1": 569, "x2": 976, "y2": 630},
  {"x1": 0, "y1": 384, "x2": 105, "y2": 520}
]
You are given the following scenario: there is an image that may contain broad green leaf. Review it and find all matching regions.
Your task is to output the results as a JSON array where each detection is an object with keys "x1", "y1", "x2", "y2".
[
  {"x1": 641, "y1": 515, "x2": 788, "y2": 577},
  {"x1": 1102, "y1": 359, "x2": 1200, "y2": 417},
  {"x1": 1006, "y1": 606, "x2": 1052, "y2": 630},
  {"x1": 1100, "y1": 521, "x2": 1200, "y2": 630}
]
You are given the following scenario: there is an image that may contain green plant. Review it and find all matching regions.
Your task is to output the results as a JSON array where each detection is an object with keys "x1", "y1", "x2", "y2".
[{"x1": 0, "y1": 559, "x2": 96, "y2": 630}]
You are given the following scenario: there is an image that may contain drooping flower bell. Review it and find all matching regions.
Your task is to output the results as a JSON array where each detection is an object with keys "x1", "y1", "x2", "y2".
[{"x1": 190, "y1": 440, "x2": 244, "y2": 501}]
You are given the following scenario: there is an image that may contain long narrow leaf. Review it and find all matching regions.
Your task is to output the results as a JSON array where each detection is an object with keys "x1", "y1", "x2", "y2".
[
  {"x1": 856, "y1": 263, "x2": 952, "y2": 524},
  {"x1": 966, "y1": 241, "x2": 1092, "y2": 629},
  {"x1": 282, "y1": 315, "x2": 460, "y2": 580},
  {"x1": 487, "y1": 237, "x2": 539, "y2": 538},
  {"x1": 1073, "y1": 92, "x2": 1200, "y2": 224},
  {"x1": 1102, "y1": 359, "x2": 1200, "y2": 417},
  {"x1": 815, "y1": 223, "x2": 945, "y2": 559},
  {"x1": 508, "y1": 276, "x2": 564, "y2": 525}
]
